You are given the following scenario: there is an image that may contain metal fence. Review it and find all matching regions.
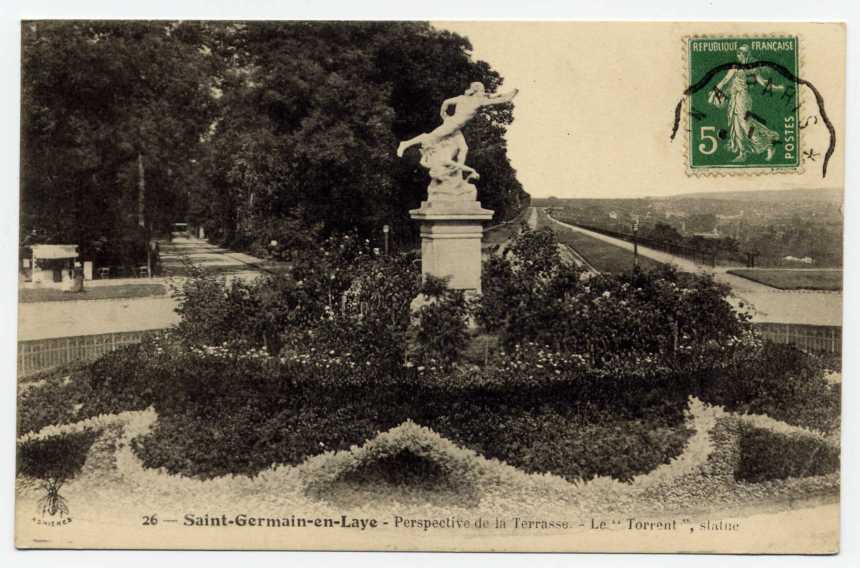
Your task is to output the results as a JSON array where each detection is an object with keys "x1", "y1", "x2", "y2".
[
  {"x1": 17, "y1": 329, "x2": 163, "y2": 378},
  {"x1": 754, "y1": 323, "x2": 842, "y2": 355}
]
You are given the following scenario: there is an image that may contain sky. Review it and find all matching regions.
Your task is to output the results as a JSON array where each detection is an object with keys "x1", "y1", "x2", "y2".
[{"x1": 437, "y1": 22, "x2": 845, "y2": 199}]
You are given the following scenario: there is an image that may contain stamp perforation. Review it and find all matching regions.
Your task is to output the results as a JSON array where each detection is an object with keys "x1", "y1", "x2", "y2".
[{"x1": 681, "y1": 32, "x2": 807, "y2": 178}]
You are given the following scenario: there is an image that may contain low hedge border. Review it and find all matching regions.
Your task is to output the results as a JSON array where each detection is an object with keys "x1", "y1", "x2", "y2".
[
  {"x1": 15, "y1": 400, "x2": 840, "y2": 522},
  {"x1": 298, "y1": 420, "x2": 483, "y2": 506},
  {"x1": 633, "y1": 411, "x2": 839, "y2": 514},
  {"x1": 16, "y1": 411, "x2": 146, "y2": 502}
]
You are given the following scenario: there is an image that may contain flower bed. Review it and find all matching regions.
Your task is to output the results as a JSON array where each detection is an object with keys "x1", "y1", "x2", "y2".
[
  {"x1": 14, "y1": 227, "x2": 842, "y2": 525},
  {"x1": 18, "y1": 334, "x2": 840, "y2": 487},
  {"x1": 15, "y1": 397, "x2": 839, "y2": 523}
]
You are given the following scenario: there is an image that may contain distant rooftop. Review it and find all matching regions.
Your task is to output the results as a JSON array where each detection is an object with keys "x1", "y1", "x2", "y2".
[{"x1": 30, "y1": 244, "x2": 78, "y2": 259}]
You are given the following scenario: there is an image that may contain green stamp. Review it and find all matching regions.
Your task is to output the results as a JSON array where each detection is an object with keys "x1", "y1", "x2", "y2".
[{"x1": 688, "y1": 36, "x2": 799, "y2": 171}]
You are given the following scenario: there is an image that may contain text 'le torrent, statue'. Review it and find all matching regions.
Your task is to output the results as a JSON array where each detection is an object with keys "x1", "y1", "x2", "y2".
[{"x1": 398, "y1": 82, "x2": 518, "y2": 294}]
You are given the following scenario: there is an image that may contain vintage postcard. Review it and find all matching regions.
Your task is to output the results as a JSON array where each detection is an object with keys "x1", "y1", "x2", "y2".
[{"x1": 15, "y1": 21, "x2": 845, "y2": 553}]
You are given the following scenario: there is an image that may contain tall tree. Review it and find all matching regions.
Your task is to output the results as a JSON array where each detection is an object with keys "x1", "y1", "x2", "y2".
[
  {"x1": 21, "y1": 21, "x2": 528, "y2": 259},
  {"x1": 20, "y1": 21, "x2": 217, "y2": 265},
  {"x1": 193, "y1": 22, "x2": 528, "y2": 248}
]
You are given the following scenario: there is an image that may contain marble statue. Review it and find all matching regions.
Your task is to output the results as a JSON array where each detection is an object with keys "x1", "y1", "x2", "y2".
[{"x1": 397, "y1": 82, "x2": 518, "y2": 202}]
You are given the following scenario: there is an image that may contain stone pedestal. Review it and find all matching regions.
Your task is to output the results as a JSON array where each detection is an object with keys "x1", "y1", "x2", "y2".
[{"x1": 409, "y1": 200, "x2": 494, "y2": 293}]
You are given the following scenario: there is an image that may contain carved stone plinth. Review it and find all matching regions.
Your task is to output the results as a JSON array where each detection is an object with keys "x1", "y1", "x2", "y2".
[{"x1": 409, "y1": 200, "x2": 494, "y2": 293}]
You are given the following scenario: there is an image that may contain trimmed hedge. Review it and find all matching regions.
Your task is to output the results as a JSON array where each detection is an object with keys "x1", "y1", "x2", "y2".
[
  {"x1": 17, "y1": 376, "x2": 89, "y2": 436},
  {"x1": 17, "y1": 330, "x2": 839, "y2": 485},
  {"x1": 696, "y1": 342, "x2": 840, "y2": 434},
  {"x1": 17, "y1": 341, "x2": 157, "y2": 436},
  {"x1": 17, "y1": 429, "x2": 99, "y2": 483},
  {"x1": 122, "y1": 345, "x2": 695, "y2": 481},
  {"x1": 13, "y1": 399, "x2": 839, "y2": 522},
  {"x1": 431, "y1": 409, "x2": 690, "y2": 483},
  {"x1": 300, "y1": 421, "x2": 482, "y2": 506},
  {"x1": 735, "y1": 423, "x2": 840, "y2": 483}
]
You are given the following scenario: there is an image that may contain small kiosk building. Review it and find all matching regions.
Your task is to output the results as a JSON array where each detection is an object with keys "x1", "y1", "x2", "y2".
[{"x1": 28, "y1": 244, "x2": 80, "y2": 290}]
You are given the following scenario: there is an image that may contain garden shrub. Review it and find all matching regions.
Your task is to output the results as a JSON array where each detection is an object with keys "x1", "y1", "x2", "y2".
[
  {"x1": 17, "y1": 429, "x2": 99, "y2": 517},
  {"x1": 17, "y1": 374, "x2": 91, "y2": 435},
  {"x1": 697, "y1": 342, "x2": 840, "y2": 433},
  {"x1": 425, "y1": 405, "x2": 691, "y2": 483},
  {"x1": 17, "y1": 429, "x2": 99, "y2": 482},
  {"x1": 300, "y1": 421, "x2": 481, "y2": 505},
  {"x1": 18, "y1": 336, "x2": 171, "y2": 435},
  {"x1": 479, "y1": 227, "x2": 751, "y2": 370},
  {"x1": 173, "y1": 232, "x2": 420, "y2": 372},
  {"x1": 735, "y1": 425, "x2": 840, "y2": 483},
  {"x1": 298, "y1": 249, "x2": 420, "y2": 377},
  {"x1": 132, "y1": 398, "x2": 397, "y2": 479},
  {"x1": 172, "y1": 267, "x2": 303, "y2": 353},
  {"x1": 79, "y1": 340, "x2": 164, "y2": 418},
  {"x1": 171, "y1": 267, "x2": 261, "y2": 347},
  {"x1": 630, "y1": 408, "x2": 840, "y2": 513},
  {"x1": 409, "y1": 275, "x2": 470, "y2": 371},
  {"x1": 129, "y1": 349, "x2": 406, "y2": 478},
  {"x1": 127, "y1": 338, "x2": 699, "y2": 482},
  {"x1": 477, "y1": 227, "x2": 583, "y2": 350},
  {"x1": 19, "y1": 222, "x2": 837, "y2": 493},
  {"x1": 413, "y1": 346, "x2": 692, "y2": 423}
]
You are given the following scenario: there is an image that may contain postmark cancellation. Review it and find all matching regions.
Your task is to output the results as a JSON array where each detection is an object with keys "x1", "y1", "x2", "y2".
[{"x1": 683, "y1": 35, "x2": 804, "y2": 176}]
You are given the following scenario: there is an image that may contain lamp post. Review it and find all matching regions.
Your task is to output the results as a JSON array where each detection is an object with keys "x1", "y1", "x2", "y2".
[
  {"x1": 632, "y1": 216, "x2": 640, "y2": 269},
  {"x1": 382, "y1": 224, "x2": 390, "y2": 256}
]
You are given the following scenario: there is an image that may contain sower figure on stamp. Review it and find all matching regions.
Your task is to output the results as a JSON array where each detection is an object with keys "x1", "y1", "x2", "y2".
[
  {"x1": 397, "y1": 82, "x2": 518, "y2": 199},
  {"x1": 709, "y1": 44, "x2": 785, "y2": 162}
]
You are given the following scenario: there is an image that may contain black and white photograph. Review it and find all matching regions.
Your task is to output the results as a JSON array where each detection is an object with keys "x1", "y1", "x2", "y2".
[{"x1": 7, "y1": 13, "x2": 853, "y2": 558}]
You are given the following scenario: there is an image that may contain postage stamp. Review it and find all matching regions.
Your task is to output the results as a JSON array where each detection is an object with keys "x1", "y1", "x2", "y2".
[{"x1": 686, "y1": 36, "x2": 800, "y2": 174}]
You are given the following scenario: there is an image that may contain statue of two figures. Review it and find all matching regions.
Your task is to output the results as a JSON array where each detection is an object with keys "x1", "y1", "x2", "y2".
[{"x1": 397, "y1": 82, "x2": 518, "y2": 206}]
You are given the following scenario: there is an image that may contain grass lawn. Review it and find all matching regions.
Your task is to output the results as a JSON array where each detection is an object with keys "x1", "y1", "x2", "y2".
[
  {"x1": 727, "y1": 269, "x2": 843, "y2": 291},
  {"x1": 540, "y1": 218, "x2": 664, "y2": 273},
  {"x1": 19, "y1": 283, "x2": 167, "y2": 303}
]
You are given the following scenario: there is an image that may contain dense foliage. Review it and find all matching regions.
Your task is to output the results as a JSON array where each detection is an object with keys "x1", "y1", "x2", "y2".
[
  {"x1": 17, "y1": 430, "x2": 99, "y2": 484},
  {"x1": 21, "y1": 22, "x2": 218, "y2": 266},
  {"x1": 199, "y1": 22, "x2": 528, "y2": 249},
  {"x1": 409, "y1": 276, "x2": 471, "y2": 371},
  {"x1": 735, "y1": 426, "x2": 840, "y2": 483},
  {"x1": 17, "y1": 227, "x2": 838, "y2": 486},
  {"x1": 480, "y1": 227, "x2": 752, "y2": 370},
  {"x1": 21, "y1": 22, "x2": 528, "y2": 260},
  {"x1": 697, "y1": 342, "x2": 841, "y2": 433},
  {"x1": 174, "y1": 234, "x2": 420, "y2": 371}
]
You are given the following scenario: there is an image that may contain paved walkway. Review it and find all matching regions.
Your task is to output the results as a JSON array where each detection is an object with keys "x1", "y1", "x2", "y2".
[
  {"x1": 18, "y1": 238, "x2": 280, "y2": 341},
  {"x1": 18, "y1": 296, "x2": 180, "y2": 341},
  {"x1": 542, "y1": 209, "x2": 842, "y2": 326},
  {"x1": 527, "y1": 206, "x2": 539, "y2": 229},
  {"x1": 159, "y1": 236, "x2": 280, "y2": 281}
]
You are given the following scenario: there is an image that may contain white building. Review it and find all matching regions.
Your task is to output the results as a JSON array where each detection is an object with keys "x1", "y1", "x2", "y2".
[
  {"x1": 783, "y1": 255, "x2": 814, "y2": 265},
  {"x1": 26, "y1": 244, "x2": 80, "y2": 290}
]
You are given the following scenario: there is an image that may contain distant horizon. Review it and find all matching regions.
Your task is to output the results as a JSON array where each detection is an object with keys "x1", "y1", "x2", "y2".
[{"x1": 531, "y1": 186, "x2": 844, "y2": 201}]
